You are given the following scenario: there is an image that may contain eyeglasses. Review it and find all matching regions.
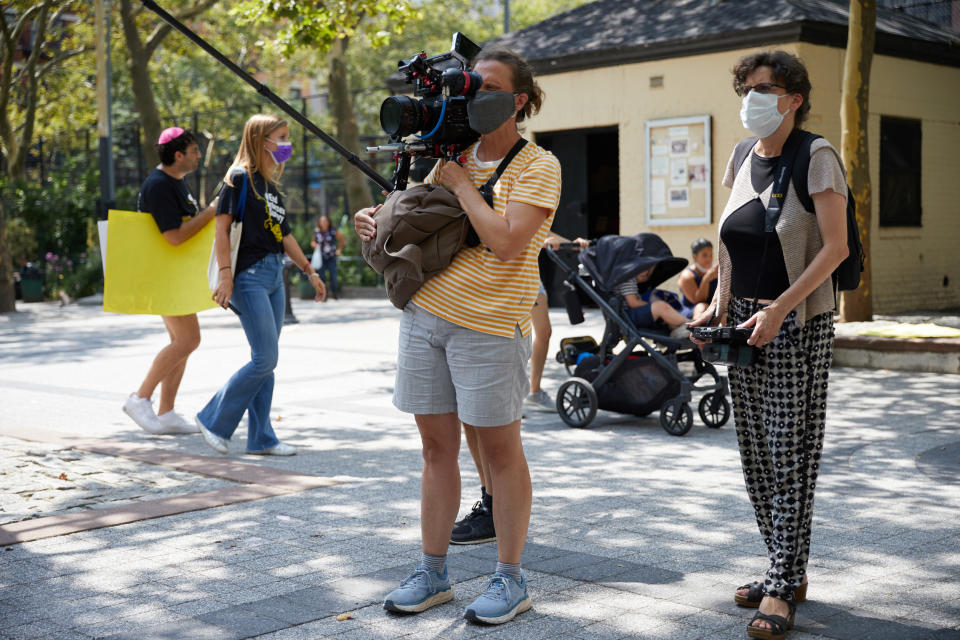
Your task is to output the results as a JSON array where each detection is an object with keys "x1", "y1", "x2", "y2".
[{"x1": 735, "y1": 82, "x2": 786, "y2": 97}]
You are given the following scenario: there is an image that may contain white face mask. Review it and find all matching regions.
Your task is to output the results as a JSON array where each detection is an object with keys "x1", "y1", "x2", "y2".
[{"x1": 739, "y1": 91, "x2": 791, "y2": 138}]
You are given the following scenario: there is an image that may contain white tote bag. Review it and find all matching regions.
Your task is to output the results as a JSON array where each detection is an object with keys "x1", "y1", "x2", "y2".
[
  {"x1": 207, "y1": 170, "x2": 248, "y2": 291},
  {"x1": 310, "y1": 246, "x2": 323, "y2": 272}
]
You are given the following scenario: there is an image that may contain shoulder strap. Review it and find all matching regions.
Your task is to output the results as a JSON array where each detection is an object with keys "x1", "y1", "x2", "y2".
[
  {"x1": 732, "y1": 136, "x2": 758, "y2": 179},
  {"x1": 234, "y1": 169, "x2": 248, "y2": 222},
  {"x1": 479, "y1": 139, "x2": 528, "y2": 207},
  {"x1": 749, "y1": 128, "x2": 809, "y2": 309},
  {"x1": 791, "y1": 132, "x2": 820, "y2": 213}
]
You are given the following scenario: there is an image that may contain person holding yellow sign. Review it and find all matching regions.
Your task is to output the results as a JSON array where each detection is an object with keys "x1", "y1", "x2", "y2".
[
  {"x1": 197, "y1": 114, "x2": 325, "y2": 457},
  {"x1": 122, "y1": 127, "x2": 217, "y2": 435}
]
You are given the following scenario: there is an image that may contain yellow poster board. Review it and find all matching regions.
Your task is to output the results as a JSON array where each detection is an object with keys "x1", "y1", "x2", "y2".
[{"x1": 103, "y1": 209, "x2": 217, "y2": 315}]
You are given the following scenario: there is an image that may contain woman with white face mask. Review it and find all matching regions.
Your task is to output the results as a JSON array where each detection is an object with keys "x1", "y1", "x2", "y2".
[{"x1": 688, "y1": 51, "x2": 849, "y2": 640}]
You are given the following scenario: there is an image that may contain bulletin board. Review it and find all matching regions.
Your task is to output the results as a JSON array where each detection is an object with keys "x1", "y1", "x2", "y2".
[{"x1": 644, "y1": 115, "x2": 712, "y2": 226}]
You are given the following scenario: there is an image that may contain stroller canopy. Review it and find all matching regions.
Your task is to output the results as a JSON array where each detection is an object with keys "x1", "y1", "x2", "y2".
[{"x1": 580, "y1": 233, "x2": 688, "y2": 294}]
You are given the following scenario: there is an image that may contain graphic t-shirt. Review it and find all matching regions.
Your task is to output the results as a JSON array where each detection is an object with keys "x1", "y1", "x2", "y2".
[
  {"x1": 217, "y1": 169, "x2": 291, "y2": 275},
  {"x1": 137, "y1": 167, "x2": 199, "y2": 232}
]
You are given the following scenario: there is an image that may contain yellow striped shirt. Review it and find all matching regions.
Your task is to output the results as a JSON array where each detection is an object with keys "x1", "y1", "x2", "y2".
[{"x1": 412, "y1": 140, "x2": 562, "y2": 337}]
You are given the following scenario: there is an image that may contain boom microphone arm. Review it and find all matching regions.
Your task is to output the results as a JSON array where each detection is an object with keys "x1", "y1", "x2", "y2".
[{"x1": 140, "y1": 0, "x2": 394, "y2": 193}]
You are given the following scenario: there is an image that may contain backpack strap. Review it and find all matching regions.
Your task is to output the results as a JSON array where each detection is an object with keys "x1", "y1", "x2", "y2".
[
  {"x1": 790, "y1": 132, "x2": 820, "y2": 213},
  {"x1": 732, "y1": 136, "x2": 758, "y2": 180}
]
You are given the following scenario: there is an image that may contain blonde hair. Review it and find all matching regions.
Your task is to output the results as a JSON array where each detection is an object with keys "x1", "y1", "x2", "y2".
[{"x1": 224, "y1": 114, "x2": 288, "y2": 194}]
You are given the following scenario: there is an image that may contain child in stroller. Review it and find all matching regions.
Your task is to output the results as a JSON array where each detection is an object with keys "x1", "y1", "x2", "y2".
[{"x1": 545, "y1": 233, "x2": 730, "y2": 435}]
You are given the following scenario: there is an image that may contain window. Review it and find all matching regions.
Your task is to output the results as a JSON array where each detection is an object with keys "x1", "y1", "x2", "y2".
[{"x1": 879, "y1": 116, "x2": 922, "y2": 227}]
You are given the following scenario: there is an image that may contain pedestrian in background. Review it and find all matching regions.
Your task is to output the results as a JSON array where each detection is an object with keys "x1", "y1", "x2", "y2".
[
  {"x1": 677, "y1": 237, "x2": 718, "y2": 319},
  {"x1": 123, "y1": 127, "x2": 217, "y2": 435},
  {"x1": 690, "y1": 50, "x2": 848, "y2": 640},
  {"x1": 197, "y1": 114, "x2": 325, "y2": 457},
  {"x1": 311, "y1": 215, "x2": 344, "y2": 300}
]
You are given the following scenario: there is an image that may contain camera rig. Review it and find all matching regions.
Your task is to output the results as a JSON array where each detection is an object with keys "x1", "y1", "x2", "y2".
[{"x1": 366, "y1": 32, "x2": 483, "y2": 189}]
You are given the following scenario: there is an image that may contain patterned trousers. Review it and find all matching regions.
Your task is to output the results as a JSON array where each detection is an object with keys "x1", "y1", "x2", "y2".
[{"x1": 727, "y1": 296, "x2": 834, "y2": 602}]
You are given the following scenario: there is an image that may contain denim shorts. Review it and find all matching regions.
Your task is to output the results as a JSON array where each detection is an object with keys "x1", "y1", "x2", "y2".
[{"x1": 394, "y1": 304, "x2": 532, "y2": 427}]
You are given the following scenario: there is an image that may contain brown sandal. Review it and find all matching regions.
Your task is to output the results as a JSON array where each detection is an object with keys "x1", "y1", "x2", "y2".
[
  {"x1": 746, "y1": 601, "x2": 796, "y2": 639},
  {"x1": 734, "y1": 581, "x2": 807, "y2": 607}
]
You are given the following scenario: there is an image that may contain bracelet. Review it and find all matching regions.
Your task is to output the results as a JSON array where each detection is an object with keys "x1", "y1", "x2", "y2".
[
  {"x1": 219, "y1": 266, "x2": 231, "y2": 271},
  {"x1": 308, "y1": 272, "x2": 320, "y2": 279}
]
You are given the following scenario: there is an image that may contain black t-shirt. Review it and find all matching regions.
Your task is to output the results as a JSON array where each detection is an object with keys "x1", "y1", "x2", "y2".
[
  {"x1": 217, "y1": 169, "x2": 291, "y2": 275},
  {"x1": 137, "y1": 167, "x2": 199, "y2": 232},
  {"x1": 720, "y1": 152, "x2": 791, "y2": 299}
]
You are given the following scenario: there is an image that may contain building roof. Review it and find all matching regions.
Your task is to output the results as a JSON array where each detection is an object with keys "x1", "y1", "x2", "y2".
[{"x1": 483, "y1": 0, "x2": 960, "y2": 73}]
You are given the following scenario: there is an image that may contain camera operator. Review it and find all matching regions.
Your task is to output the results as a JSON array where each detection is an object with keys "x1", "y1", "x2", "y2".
[
  {"x1": 123, "y1": 127, "x2": 217, "y2": 435},
  {"x1": 688, "y1": 51, "x2": 848, "y2": 639},
  {"x1": 354, "y1": 47, "x2": 560, "y2": 625}
]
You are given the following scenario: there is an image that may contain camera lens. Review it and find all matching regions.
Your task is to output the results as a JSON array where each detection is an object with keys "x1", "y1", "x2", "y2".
[{"x1": 380, "y1": 96, "x2": 426, "y2": 138}]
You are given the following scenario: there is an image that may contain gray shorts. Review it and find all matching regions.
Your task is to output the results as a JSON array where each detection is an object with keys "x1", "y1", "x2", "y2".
[{"x1": 394, "y1": 304, "x2": 532, "y2": 427}]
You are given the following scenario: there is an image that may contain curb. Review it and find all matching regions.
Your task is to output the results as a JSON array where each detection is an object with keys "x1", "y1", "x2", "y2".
[{"x1": 833, "y1": 335, "x2": 960, "y2": 374}]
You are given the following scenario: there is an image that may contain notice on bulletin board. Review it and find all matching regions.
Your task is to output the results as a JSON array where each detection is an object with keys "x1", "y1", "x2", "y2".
[{"x1": 645, "y1": 116, "x2": 711, "y2": 226}]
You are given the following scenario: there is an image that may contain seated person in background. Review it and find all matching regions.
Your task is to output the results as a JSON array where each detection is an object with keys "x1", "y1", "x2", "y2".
[
  {"x1": 615, "y1": 267, "x2": 691, "y2": 339},
  {"x1": 677, "y1": 237, "x2": 718, "y2": 319}
]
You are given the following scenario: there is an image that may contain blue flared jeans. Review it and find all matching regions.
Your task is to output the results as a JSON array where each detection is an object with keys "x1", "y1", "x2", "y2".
[{"x1": 198, "y1": 253, "x2": 284, "y2": 452}]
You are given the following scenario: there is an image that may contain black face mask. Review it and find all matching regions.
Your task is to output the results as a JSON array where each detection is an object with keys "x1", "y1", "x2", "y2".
[{"x1": 467, "y1": 91, "x2": 516, "y2": 134}]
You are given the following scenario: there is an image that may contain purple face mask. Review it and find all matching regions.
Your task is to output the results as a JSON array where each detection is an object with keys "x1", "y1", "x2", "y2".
[{"x1": 267, "y1": 139, "x2": 292, "y2": 164}]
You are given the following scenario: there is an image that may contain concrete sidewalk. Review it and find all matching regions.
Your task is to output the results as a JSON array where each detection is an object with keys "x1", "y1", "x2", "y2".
[{"x1": 0, "y1": 298, "x2": 958, "y2": 639}]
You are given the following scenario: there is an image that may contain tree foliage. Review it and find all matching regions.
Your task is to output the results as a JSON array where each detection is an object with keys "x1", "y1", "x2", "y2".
[{"x1": 0, "y1": 0, "x2": 93, "y2": 179}]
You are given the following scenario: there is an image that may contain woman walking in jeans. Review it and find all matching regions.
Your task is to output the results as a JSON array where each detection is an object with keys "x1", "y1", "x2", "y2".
[{"x1": 198, "y1": 114, "x2": 325, "y2": 456}]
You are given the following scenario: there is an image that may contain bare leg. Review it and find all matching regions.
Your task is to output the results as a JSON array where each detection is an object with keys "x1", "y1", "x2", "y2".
[
  {"x1": 529, "y1": 290, "x2": 551, "y2": 393},
  {"x1": 472, "y1": 420, "x2": 530, "y2": 564},
  {"x1": 137, "y1": 314, "x2": 201, "y2": 412},
  {"x1": 416, "y1": 413, "x2": 462, "y2": 557},
  {"x1": 463, "y1": 424, "x2": 489, "y2": 492},
  {"x1": 650, "y1": 300, "x2": 690, "y2": 330}
]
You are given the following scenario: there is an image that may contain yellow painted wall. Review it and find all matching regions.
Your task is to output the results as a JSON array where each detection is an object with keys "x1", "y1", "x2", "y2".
[{"x1": 526, "y1": 43, "x2": 960, "y2": 312}]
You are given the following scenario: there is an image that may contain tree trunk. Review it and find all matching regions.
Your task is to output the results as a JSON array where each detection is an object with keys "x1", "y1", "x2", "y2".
[
  {"x1": 0, "y1": 197, "x2": 15, "y2": 313},
  {"x1": 119, "y1": 0, "x2": 162, "y2": 169},
  {"x1": 839, "y1": 0, "x2": 875, "y2": 322},
  {"x1": 328, "y1": 37, "x2": 374, "y2": 220}
]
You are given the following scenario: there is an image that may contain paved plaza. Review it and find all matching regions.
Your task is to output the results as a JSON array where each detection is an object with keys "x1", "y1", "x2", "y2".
[{"x1": 0, "y1": 297, "x2": 958, "y2": 639}]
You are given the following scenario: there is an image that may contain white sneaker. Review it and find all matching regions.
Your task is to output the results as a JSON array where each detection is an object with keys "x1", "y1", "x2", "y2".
[
  {"x1": 122, "y1": 393, "x2": 164, "y2": 434},
  {"x1": 246, "y1": 442, "x2": 297, "y2": 456},
  {"x1": 523, "y1": 390, "x2": 556, "y2": 413},
  {"x1": 196, "y1": 414, "x2": 229, "y2": 454},
  {"x1": 156, "y1": 411, "x2": 201, "y2": 435}
]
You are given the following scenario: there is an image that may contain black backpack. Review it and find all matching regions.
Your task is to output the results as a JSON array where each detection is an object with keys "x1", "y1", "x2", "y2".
[{"x1": 732, "y1": 131, "x2": 864, "y2": 291}]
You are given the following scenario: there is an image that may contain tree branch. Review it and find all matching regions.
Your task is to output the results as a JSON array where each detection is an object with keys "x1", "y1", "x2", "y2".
[
  {"x1": 144, "y1": 0, "x2": 219, "y2": 60},
  {"x1": 35, "y1": 45, "x2": 90, "y2": 79}
]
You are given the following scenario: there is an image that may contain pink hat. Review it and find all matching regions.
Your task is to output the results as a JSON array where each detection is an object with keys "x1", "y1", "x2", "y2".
[{"x1": 157, "y1": 127, "x2": 185, "y2": 145}]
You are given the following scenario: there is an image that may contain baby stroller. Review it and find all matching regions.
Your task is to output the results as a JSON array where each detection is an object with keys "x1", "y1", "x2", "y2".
[{"x1": 545, "y1": 233, "x2": 730, "y2": 436}]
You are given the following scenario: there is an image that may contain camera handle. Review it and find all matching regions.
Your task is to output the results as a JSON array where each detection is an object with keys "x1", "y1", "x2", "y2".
[{"x1": 140, "y1": 0, "x2": 395, "y2": 194}]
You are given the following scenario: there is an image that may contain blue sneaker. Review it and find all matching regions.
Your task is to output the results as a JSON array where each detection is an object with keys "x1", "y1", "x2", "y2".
[
  {"x1": 383, "y1": 566, "x2": 454, "y2": 613},
  {"x1": 463, "y1": 571, "x2": 531, "y2": 624}
]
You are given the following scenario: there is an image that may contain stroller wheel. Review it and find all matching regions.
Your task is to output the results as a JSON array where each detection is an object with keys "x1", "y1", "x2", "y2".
[
  {"x1": 556, "y1": 378, "x2": 598, "y2": 429},
  {"x1": 659, "y1": 401, "x2": 693, "y2": 436},
  {"x1": 698, "y1": 392, "x2": 731, "y2": 428}
]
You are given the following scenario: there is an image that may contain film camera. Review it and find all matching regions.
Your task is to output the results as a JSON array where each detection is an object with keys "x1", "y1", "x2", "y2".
[
  {"x1": 690, "y1": 326, "x2": 759, "y2": 367},
  {"x1": 367, "y1": 33, "x2": 483, "y2": 189}
]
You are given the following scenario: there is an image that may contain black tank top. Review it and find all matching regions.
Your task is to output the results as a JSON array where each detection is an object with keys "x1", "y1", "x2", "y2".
[{"x1": 720, "y1": 152, "x2": 791, "y2": 299}]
